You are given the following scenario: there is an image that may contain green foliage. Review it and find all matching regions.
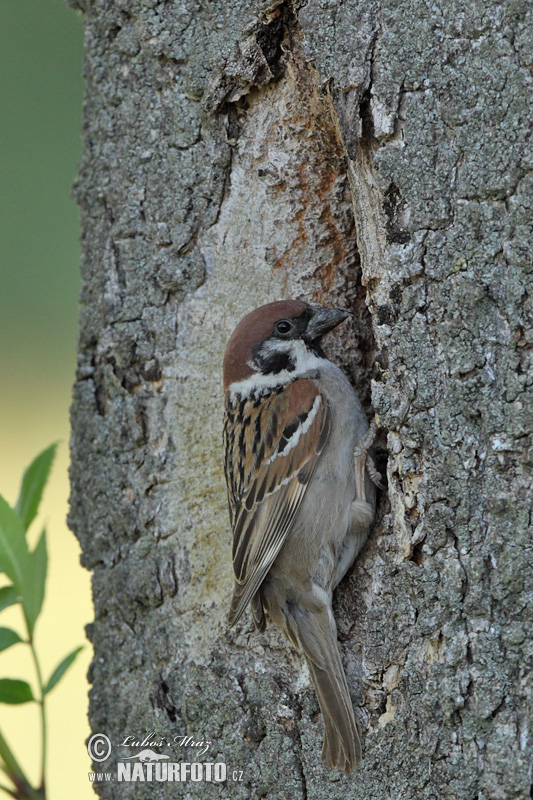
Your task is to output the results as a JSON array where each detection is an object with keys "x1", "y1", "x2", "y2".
[
  {"x1": 24, "y1": 528, "x2": 48, "y2": 637},
  {"x1": 0, "y1": 498, "x2": 48, "y2": 638},
  {"x1": 15, "y1": 444, "x2": 57, "y2": 533},
  {"x1": 0, "y1": 445, "x2": 83, "y2": 800},
  {"x1": 0, "y1": 496, "x2": 29, "y2": 591},
  {"x1": 44, "y1": 646, "x2": 84, "y2": 697},
  {"x1": 0, "y1": 587, "x2": 18, "y2": 613},
  {"x1": 0, "y1": 628, "x2": 23, "y2": 653},
  {"x1": 0, "y1": 678, "x2": 33, "y2": 704}
]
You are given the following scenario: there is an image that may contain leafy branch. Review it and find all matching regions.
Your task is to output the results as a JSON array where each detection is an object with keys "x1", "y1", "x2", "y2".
[{"x1": 0, "y1": 445, "x2": 83, "y2": 800}]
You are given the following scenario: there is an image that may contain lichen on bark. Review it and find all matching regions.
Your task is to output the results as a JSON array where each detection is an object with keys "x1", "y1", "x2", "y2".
[{"x1": 70, "y1": 0, "x2": 532, "y2": 798}]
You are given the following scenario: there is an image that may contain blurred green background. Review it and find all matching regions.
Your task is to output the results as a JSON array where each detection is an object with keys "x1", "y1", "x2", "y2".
[{"x1": 0, "y1": 1, "x2": 92, "y2": 797}]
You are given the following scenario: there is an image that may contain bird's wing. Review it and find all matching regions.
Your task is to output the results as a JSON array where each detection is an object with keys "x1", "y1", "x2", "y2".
[{"x1": 223, "y1": 378, "x2": 331, "y2": 626}]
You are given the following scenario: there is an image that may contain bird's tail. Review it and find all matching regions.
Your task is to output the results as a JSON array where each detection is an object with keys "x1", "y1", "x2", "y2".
[{"x1": 285, "y1": 598, "x2": 361, "y2": 775}]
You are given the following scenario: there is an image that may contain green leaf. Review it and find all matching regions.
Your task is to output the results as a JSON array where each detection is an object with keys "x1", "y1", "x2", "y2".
[
  {"x1": 0, "y1": 502, "x2": 48, "y2": 636},
  {"x1": 0, "y1": 586, "x2": 18, "y2": 613},
  {"x1": 43, "y1": 646, "x2": 83, "y2": 696},
  {"x1": 15, "y1": 443, "x2": 57, "y2": 532},
  {"x1": 0, "y1": 628, "x2": 23, "y2": 653},
  {"x1": 0, "y1": 496, "x2": 30, "y2": 590},
  {"x1": 0, "y1": 680, "x2": 34, "y2": 705},
  {"x1": 0, "y1": 725, "x2": 35, "y2": 798},
  {"x1": 22, "y1": 529, "x2": 47, "y2": 636}
]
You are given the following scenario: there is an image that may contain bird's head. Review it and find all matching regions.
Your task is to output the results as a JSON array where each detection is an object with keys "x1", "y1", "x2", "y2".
[{"x1": 223, "y1": 299, "x2": 349, "y2": 395}]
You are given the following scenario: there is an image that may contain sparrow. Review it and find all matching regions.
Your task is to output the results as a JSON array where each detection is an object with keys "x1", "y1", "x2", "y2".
[{"x1": 222, "y1": 299, "x2": 377, "y2": 775}]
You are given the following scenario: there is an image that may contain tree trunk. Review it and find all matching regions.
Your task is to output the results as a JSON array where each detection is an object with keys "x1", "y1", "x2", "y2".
[{"x1": 69, "y1": 0, "x2": 532, "y2": 797}]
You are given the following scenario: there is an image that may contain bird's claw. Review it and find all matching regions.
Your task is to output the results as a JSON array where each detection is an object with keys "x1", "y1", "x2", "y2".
[
  {"x1": 354, "y1": 420, "x2": 385, "y2": 491},
  {"x1": 366, "y1": 453, "x2": 385, "y2": 491}
]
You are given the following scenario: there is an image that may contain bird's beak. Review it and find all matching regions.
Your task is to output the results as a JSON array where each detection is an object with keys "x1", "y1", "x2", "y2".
[{"x1": 304, "y1": 306, "x2": 350, "y2": 341}]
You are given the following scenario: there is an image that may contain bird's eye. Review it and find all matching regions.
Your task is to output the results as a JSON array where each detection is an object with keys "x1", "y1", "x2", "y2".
[{"x1": 275, "y1": 319, "x2": 294, "y2": 336}]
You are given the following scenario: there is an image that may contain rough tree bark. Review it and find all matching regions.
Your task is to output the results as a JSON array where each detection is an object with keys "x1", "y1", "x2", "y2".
[{"x1": 68, "y1": 0, "x2": 532, "y2": 797}]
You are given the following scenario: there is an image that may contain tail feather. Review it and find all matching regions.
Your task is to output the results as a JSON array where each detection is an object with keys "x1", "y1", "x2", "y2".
[
  {"x1": 251, "y1": 592, "x2": 267, "y2": 632},
  {"x1": 286, "y1": 601, "x2": 361, "y2": 775},
  {"x1": 307, "y1": 657, "x2": 361, "y2": 774}
]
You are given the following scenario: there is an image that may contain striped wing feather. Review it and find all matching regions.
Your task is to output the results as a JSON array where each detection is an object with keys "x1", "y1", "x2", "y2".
[{"x1": 223, "y1": 378, "x2": 330, "y2": 626}]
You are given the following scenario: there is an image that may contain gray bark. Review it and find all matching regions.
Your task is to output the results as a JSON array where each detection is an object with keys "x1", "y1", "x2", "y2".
[{"x1": 69, "y1": 0, "x2": 532, "y2": 797}]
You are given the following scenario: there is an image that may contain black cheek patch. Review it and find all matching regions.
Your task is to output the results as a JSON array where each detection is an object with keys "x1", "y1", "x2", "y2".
[
  {"x1": 260, "y1": 352, "x2": 295, "y2": 375},
  {"x1": 251, "y1": 341, "x2": 296, "y2": 375}
]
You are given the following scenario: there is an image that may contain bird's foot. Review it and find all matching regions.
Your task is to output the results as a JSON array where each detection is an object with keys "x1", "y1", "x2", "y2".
[{"x1": 354, "y1": 420, "x2": 385, "y2": 492}]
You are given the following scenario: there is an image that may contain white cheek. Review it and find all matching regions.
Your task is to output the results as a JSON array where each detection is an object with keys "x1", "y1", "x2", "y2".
[
  {"x1": 228, "y1": 339, "x2": 329, "y2": 400},
  {"x1": 258, "y1": 338, "x2": 328, "y2": 373},
  {"x1": 288, "y1": 340, "x2": 328, "y2": 374}
]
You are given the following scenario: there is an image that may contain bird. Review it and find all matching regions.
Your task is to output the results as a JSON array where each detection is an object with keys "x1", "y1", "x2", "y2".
[{"x1": 222, "y1": 299, "x2": 377, "y2": 775}]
